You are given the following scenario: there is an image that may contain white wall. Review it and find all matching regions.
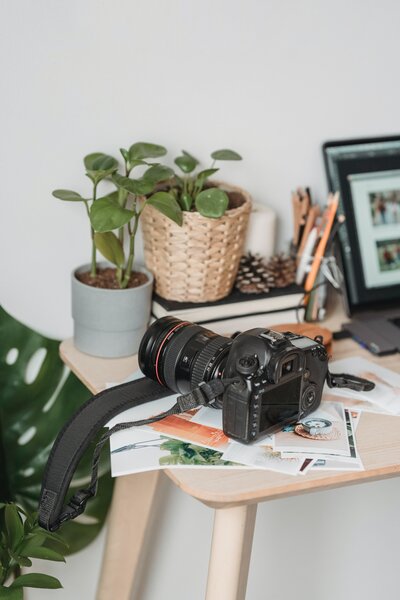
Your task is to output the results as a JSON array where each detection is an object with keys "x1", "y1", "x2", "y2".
[{"x1": 2, "y1": 0, "x2": 400, "y2": 598}]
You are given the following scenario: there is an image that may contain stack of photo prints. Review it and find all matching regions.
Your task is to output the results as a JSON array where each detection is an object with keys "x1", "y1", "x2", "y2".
[{"x1": 106, "y1": 357, "x2": 400, "y2": 477}]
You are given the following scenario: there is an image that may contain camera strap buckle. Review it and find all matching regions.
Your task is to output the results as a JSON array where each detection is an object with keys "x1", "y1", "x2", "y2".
[{"x1": 176, "y1": 379, "x2": 238, "y2": 412}]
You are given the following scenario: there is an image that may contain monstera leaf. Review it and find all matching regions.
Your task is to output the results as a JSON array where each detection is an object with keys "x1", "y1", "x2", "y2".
[{"x1": 0, "y1": 307, "x2": 113, "y2": 554}]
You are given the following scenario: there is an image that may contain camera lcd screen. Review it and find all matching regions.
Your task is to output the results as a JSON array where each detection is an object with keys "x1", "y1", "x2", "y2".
[{"x1": 259, "y1": 376, "x2": 302, "y2": 430}]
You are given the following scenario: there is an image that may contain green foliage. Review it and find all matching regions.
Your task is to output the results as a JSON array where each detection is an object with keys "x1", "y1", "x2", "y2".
[
  {"x1": 90, "y1": 193, "x2": 135, "y2": 233},
  {"x1": 111, "y1": 173, "x2": 154, "y2": 196},
  {"x1": 0, "y1": 503, "x2": 64, "y2": 595},
  {"x1": 84, "y1": 153, "x2": 119, "y2": 185},
  {"x1": 10, "y1": 573, "x2": 63, "y2": 589},
  {"x1": 146, "y1": 192, "x2": 183, "y2": 226},
  {"x1": 142, "y1": 164, "x2": 174, "y2": 184},
  {"x1": 174, "y1": 152, "x2": 198, "y2": 174},
  {"x1": 210, "y1": 149, "x2": 242, "y2": 161},
  {"x1": 171, "y1": 148, "x2": 242, "y2": 218},
  {"x1": 128, "y1": 142, "x2": 167, "y2": 161},
  {"x1": 0, "y1": 306, "x2": 113, "y2": 555},
  {"x1": 52, "y1": 141, "x2": 182, "y2": 289},
  {"x1": 51, "y1": 190, "x2": 86, "y2": 202},
  {"x1": 94, "y1": 232, "x2": 125, "y2": 268},
  {"x1": 195, "y1": 188, "x2": 229, "y2": 219}
]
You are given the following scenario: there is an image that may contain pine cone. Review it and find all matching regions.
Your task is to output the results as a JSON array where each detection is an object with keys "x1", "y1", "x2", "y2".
[
  {"x1": 264, "y1": 253, "x2": 296, "y2": 288},
  {"x1": 235, "y1": 253, "x2": 275, "y2": 294}
]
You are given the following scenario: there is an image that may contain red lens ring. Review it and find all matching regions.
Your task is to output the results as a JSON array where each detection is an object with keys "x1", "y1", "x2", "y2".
[{"x1": 154, "y1": 321, "x2": 190, "y2": 385}]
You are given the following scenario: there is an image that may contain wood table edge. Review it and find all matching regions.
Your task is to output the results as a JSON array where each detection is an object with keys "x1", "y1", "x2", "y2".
[{"x1": 165, "y1": 463, "x2": 400, "y2": 508}]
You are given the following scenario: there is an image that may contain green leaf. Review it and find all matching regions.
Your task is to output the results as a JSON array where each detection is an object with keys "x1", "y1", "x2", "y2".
[
  {"x1": 94, "y1": 232, "x2": 125, "y2": 267},
  {"x1": 174, "y1": 154, "x2": 198, "y2": 174},
  {"x1": 84, "y1": 153, "x2": 118, "y2": 172},
  {"x1": 146, "y1": 192, "x2": 183, "y2": 226},
  {"x1": 210, "y1": 149, "x2": 242, "y2": 161},
  {"x1": 5, "y1": 505, "x2": 24, "y2": 551},
  {"x1": 0, "y1": 502, "x2": 6, "y2": 508},
  {"x1": 11, "y1": 573, "x2": 62, "y2": 589},
  {"x1": 112, "y1": 173, "x2": 154, "y2": 196},
  {"x1": 129, "y1": 159, "x2": 151, "y2": 169},
  {"x1": 119, "y1": 147, "x2": 129, "y2": 162},
  {"x1": 128, "y1": 142, "x2": 167, "y2": 161},
  {"x1": 179, "y1": 192, "x2": 193, "y2": 211},
  {"x1": 8, "y1": 547, "x2": 32, "y2": 567},
  {"x1": 84, "y1": 153, "x2": 119, "y2": 184},
  {"x1": 195, "y1": 188, "x2": 229, "y2": 218},
  {"x1": 0, "y1": 585, "x2": 23, "y2": 600},
  {"x1": 182, "y1": 149, "x2": 199, "y2": 163},
  {"x1": 195, "y1": 168, "x2": 219, "y2": 191},
  {"x1": 90, "y1": 193, "x2": 134, "y2": 233},
  {"x1": 143, "y1": 165, "x2": 174, "y2": 184},
  {"x1": 10, "y1": 553, "x2": 32, "y2": 567},
  {"x1": 52, "y1": 189, "x2": 85, "y2": 202},
  {"x1": 20, "y1": 546, "x2": 65, "y2": 562},
  {"x1": 19, "y1": 533, "x2": 46, "y2": 555},
  {"x1": 0, "y1": 308, "x2": 114, "y2": 555},
  {"x1": 31, "y1": 528, "x2": 69, "y2": 551}
]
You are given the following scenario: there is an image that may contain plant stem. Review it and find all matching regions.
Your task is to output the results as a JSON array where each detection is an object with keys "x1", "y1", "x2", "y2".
[
  {"x1": 121, "y1": 213, "x2": 139, "y2": 288},
  {"x1": 12, "y1": 564, "x2": 21, "y2": 581},
  {"x1": 90, "y1": 183, "x2": 98, "y2": 277},
  {"x1": 0, "y1": 411, "x2": 11, "y2": 502}
]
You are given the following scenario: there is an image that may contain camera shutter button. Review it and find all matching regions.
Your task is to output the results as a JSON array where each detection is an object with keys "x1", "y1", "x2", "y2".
[{"x1": 236, "y1": 355, "x2": 259, "y2": 376}]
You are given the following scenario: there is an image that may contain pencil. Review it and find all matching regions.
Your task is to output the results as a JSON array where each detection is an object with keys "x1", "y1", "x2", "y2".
[{"x1": 304, "y1": 193, "x2": 339, "y2": 293}]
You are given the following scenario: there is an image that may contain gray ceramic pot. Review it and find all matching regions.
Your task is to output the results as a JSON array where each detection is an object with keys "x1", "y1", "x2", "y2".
[{"x1": 71, "y1": 263, "x2": 154, "y2": 358}]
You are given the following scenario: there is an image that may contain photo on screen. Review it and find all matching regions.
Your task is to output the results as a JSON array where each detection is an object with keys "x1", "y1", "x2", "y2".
[
  {"x1": 349, "y1": 170, "x2": 400, "y2": 289},
  {"x1": 376, "y1": 238, "x2": 400, "y2": 272},
  {"x1": 369, "y1": 190, "x2": 400, "y2": 226}
]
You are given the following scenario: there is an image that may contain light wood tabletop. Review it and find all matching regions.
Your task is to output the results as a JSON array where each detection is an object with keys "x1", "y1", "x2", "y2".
[
  {"x1": 60, "y1": 334, "x2": 400, "y2": 507},
  {"x1": 59, "y1": 310, "x2": 400, "y2": 600}
]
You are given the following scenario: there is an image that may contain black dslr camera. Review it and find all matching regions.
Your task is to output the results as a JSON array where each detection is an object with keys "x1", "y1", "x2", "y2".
[
  {"x1": 139, "y1": 317, "x2": 331, "y2": 443},
  {"x1": 39, "y1": 315, "x2": 376, "y2": 531}
]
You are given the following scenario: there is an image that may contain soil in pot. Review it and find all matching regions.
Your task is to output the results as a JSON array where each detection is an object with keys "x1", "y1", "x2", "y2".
[
  {"x1": 76, "y1": 268, "x2": 148, "y2": 289},
  {"x1": 224, "y1": 190, "x2": 245, "y2": 210}
]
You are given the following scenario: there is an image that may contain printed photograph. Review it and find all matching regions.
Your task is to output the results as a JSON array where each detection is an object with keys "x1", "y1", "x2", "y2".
[
  {"x1": 376, "y1": 238, "x2": 400, "y2": 272},
  {"x1": 369, "y1": 190, "x2": 400, "y2": 225},
  {"x1": 273, "y1": 402, "x2": 350, "y2": 457}
]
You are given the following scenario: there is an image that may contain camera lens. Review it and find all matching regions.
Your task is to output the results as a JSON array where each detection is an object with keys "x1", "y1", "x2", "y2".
[{"x1": 138, "y1": 317, "x2": 232, "y2": 393}]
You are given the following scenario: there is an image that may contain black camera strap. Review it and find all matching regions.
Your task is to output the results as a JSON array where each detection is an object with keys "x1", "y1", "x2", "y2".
[
  {"x1": 38, "y1": 376, "x2": 236, "y2": 531},
  {"x1": 326, "y1": 370, "x2": 375, "y2": 392}
]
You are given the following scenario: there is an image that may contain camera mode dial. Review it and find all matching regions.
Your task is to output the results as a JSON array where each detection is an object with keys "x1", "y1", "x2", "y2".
[{"x1": 236, "y1": 355, "x2": 259, "y2": 376}]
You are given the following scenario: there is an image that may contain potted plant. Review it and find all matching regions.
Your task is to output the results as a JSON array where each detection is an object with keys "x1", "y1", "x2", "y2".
[
  {"x1": 0, "y1": 502, "x2": 66, "y2": 598},
  {"x1": 52, "y1": 143, "x2": 181, "y2": 358},
  {"x1": 140, "y1": 149, "x2": 252, "y2": 302}
]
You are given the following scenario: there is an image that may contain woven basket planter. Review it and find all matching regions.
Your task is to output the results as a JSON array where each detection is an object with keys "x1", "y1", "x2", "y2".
[{"x1": 141, "y1": 182, "x2": 252, "y2": 302}]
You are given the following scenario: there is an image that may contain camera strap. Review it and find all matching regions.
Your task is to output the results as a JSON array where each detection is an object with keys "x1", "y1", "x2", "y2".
[
  {"x1": 38, "y1": 376, "x2": 236, "y2": 531},
  {"x1": 326, "y1": 370, "x2": 375, "y2": 392}
]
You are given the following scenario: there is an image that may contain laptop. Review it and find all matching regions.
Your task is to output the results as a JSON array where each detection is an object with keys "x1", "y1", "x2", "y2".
[{"x1": 323, "y1": 135, "x2": 400, "y2": 355}]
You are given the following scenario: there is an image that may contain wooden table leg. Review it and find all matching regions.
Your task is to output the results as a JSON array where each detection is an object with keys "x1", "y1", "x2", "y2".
[
  {"x1": 205, "y1": 504, "x2": 257, "y2": 600},
  {"x1": 96, "y1": 471, "x2": 161, "y2": 600}
]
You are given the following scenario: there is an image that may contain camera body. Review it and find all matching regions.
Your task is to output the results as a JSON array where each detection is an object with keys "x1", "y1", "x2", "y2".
[
  {"x1": 139, "y1": 317, "x2": 329, "y2": 445},
  {"x1": 223, "y1": 328, "x2": 328, "y2": 442}
]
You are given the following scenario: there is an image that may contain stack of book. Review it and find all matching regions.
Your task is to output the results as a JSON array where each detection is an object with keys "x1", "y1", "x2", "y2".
[{"x1": 151, "y1": 284, "x2": 305, "y2": 333}]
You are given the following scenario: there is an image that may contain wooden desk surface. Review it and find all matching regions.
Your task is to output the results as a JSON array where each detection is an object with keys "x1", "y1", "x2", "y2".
[{"x1": 60, "y1": 320, "x2": 400, "y2": 509}]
